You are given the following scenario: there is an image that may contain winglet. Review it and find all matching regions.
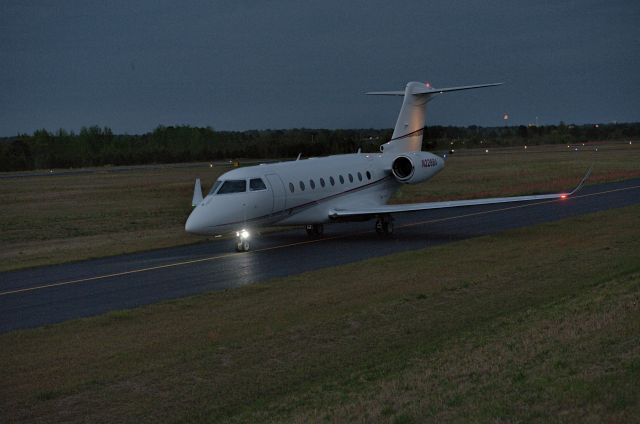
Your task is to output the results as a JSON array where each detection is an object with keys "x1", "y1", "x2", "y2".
[
  {"x1": 192, "y1": 178, "x2": 203, "y2": 207},
  {"x1": 568, "y1": 167, "x2": 593, "y2": 196}
]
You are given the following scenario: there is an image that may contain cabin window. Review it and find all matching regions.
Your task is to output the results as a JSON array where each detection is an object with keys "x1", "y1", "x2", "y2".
[
  {"x1": 310, "y1": 179, "x2": 316, "y2": 189},
  {"x1": 339, "y1": 175, "x2": 344, "y2": 184},
  {"x1": 330, "y1": 176, "x2": 335, "y2": 186},
  {"x1": 289, "y1": 182, "x2": 295, "y2": 193},
  {"x1": 320, "y1": 178, "x2": 325, "y2": 187},
  {"x1": 208, "y1": 180, "x2": 223, "y2": 195},
  {"x1": 366, "y1": 171, "x2": 371, "y2": 180},
  {"x1": 249, "y1": 178, "x2": 267, "y2": 191},
  {"x1": 299, "y1": 181, "x2": 305, "y2": 191},
  {"x1": 217, "y1": 180, "x2": 246, "y2": 194},
  {"x1": 348, "y1": 173, "x2": 354, "y2": 183},
  {"x1": 357, "y1": 172, "x2": 363, "y2": 181}
]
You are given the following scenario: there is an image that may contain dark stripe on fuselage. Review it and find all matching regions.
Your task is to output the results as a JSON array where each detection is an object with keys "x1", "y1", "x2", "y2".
[{"x1": 389, "y1": 126, "x2": 425, "y2": 142}]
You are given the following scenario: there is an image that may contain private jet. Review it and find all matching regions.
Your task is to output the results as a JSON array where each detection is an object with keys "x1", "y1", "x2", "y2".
[{"x1": 185, "y1": 81, "x2": 589, "y2": 251}]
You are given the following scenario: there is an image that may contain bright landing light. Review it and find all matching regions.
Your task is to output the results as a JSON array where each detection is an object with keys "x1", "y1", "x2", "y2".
[{"x1": 236, "y1": 229, "x2": 250, "y2": 239}]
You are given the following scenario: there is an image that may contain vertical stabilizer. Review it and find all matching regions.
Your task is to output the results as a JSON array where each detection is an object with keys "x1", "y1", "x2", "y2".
[
  {"x1": 386, "y1": 81, "x2": 431, "y2": 153},
  {"x1": 367, "y1": 81, "x2": 502, "y2": 154}
]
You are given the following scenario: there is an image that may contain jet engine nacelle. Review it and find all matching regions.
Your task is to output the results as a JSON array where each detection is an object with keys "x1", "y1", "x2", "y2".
[{"x1": 390, "y1": 151, "x2": 444, "y2": 184}]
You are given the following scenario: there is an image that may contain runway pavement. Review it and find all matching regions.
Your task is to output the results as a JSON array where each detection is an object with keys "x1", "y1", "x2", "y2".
[{"x1": 1, "y1": 178, "x2": 639, "y2": 333}]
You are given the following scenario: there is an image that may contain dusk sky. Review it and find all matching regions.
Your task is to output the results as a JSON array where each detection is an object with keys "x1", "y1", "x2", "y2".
[{"x1": 1, "y1": 0, "x2": 639, "y2": 135}]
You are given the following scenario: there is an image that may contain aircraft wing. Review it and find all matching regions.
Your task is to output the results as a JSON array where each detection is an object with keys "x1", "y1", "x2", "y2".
[{"x1": 329, "y1": 168, "x2": 591, "y2": 219}]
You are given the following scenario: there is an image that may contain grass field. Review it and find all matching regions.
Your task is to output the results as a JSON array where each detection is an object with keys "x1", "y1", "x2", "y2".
[
  {"x1": 0, "y1": 164, "x2": 226, "y2": 272},
  {"x1": 1, "y1": 142, "x2": 639, "y2": 272},
  {"x1": 1, "y1": 204, "x2": 638, "y2": 423}
]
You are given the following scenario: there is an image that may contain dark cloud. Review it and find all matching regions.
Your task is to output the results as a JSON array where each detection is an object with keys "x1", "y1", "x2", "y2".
[{"x1": 1, "y1": 0, "x2": 639, "y2": 135}]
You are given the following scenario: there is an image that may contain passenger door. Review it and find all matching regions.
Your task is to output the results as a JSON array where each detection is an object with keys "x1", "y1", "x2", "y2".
[{"x1": 265, "y1": 174, "x2": 286, "y2": 212}]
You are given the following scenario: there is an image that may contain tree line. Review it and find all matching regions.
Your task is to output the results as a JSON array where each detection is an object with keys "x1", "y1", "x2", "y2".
[{"x1": 1, "y1": 122, "x2": 638, "y2": 172}]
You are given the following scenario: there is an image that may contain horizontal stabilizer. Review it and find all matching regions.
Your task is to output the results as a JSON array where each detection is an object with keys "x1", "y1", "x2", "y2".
[
  {"x1": 366, "y1": 91, "x2": 406, "y2": 96},
  {"x1": 367, "y1": 82, "x2": 502, "y2": 97}
]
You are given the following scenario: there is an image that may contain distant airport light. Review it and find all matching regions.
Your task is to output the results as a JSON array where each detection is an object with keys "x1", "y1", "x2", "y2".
[
  {"x1": 485, "y1": 149, "x2": 489, "y2": 153},
  {"x1": 524, "y1": 145, "x2": 527, "y2": 149}
]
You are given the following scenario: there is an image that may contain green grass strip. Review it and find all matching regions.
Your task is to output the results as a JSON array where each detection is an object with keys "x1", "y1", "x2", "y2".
[{"x1": 1, "y1": 205, "x2": 639, "y2": 423}]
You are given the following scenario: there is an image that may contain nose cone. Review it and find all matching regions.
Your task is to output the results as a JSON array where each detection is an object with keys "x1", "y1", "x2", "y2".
[{"x1": 185, "y1": 206, "x2": 209, "y2": 235}]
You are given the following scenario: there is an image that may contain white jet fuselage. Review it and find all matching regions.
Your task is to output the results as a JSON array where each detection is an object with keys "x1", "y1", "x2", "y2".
[
  {"x1": 185, "y1": 151, "x2": 445, "y2": 235},
  {"x1": 184, "y1": 81, "x2": 586, "y2": 251}
]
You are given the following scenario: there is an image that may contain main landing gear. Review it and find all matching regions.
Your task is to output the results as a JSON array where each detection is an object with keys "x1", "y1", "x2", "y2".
[
  {"x1": 375, "y1": 215, "x2": 394, "y2": 236},
  {"x1": 305, "y1": 224, "x2": 324, "y2": 237}
]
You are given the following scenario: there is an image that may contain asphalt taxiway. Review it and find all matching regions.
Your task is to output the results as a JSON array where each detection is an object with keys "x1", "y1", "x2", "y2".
[{"x1": 1, "y1": 178, "x2": 639, "y2": 333}]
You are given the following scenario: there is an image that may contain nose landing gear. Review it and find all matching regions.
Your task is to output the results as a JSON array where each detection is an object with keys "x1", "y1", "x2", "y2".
[
  {"x1": 235, "y1": 229, "x2": 251, "y2": 252},
  {"x1": 235, "y1": 239, "x2": 250, "y2": 252}
]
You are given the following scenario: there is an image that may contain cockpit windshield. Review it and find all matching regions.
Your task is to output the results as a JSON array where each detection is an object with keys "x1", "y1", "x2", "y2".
[
  {"x1": 217, "y1": 179, "x2": 247, "y2": 194},
  {"x1": 208, "y1": 180, "x2": 222, "y2": 195}
]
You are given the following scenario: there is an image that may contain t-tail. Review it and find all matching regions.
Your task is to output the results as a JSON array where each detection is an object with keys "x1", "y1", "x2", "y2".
[{"x1": 368, "y1": 81, "x2": 502, "y2": 154}]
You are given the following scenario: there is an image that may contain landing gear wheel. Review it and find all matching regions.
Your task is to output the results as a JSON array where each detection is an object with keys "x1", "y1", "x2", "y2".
[
  {"x1": 235, "y1": 239, "x2": 250, "y2": 252},
  {"x1": 383, "y1": 220, "x2": 393, "y2": 235},
  {"x1": 375, "y1": 215, "x2": 394, "y2": 236},
  {"x1": 305, "y1": 224, "x2": 324, "y2": 237}
]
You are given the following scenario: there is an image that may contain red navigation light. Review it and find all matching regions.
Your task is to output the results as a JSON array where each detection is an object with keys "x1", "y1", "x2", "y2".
[{"x1": 560, "y1": 194, "x2": 568, "y2": 199}]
